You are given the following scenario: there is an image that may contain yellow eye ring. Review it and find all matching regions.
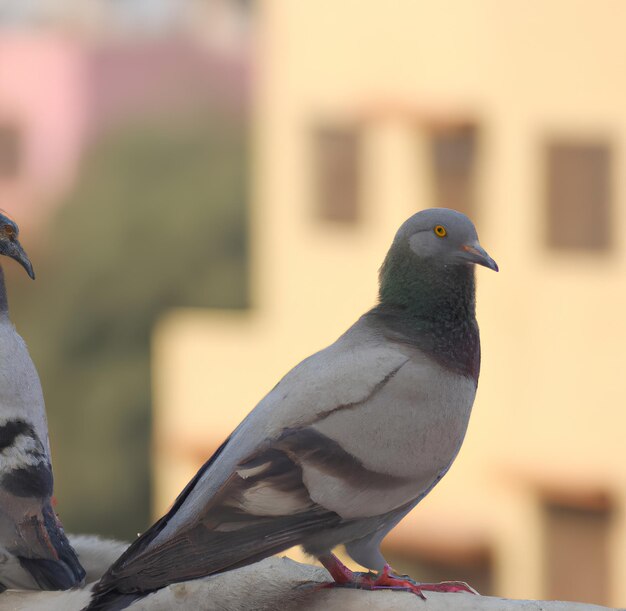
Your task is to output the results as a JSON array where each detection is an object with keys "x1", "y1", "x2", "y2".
[{"x1": 434, "y1": 225, "x2": 447, "y2": 238}]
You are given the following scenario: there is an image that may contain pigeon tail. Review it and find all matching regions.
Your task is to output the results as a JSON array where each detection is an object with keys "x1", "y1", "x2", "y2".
[
  {"x1": 18, "y1": 504, "x2": 86, "y2": 590},
  {"x1": 18, "y1": 556, "x2": 84, "y2": 591},
  {"x1": 82, "y1": 590, "x2": 144, "y2": 611}
]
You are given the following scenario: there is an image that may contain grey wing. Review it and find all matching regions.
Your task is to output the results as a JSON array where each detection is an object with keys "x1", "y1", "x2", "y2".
[
  {"x1": 91, "y1": 424, "x2": 420, "y2": 598},
  {"x1": 92, "y1": 319, "x2": 418, "y2": 597},
  {"x1": 92, "y1": 436, "x2": 341, "y2": 596},
  {"x1": 0, "y1": 421, "x2": 85, "y2": 590},
  {"x1": 157, "y1": 317, "x2": 414, "y2": 534}
]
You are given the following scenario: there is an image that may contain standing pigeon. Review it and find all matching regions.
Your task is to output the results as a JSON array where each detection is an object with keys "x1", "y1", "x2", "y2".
[
  {"x1": 88, "y1": 208, "x2": 497, "y2": 610},
  {"x1": 0, "y1": 214, "x2": 85, "y2": 591}
]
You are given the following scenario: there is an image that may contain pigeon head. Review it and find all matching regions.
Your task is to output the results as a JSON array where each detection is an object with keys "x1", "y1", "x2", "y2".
[
  {"x1": 0, "y1": 214, "x2": 34, "y2": 279},
  {"x1": 378, "y1": 208, "x2": 496, "y2": 310},
  {"x1": 393, "y1": 208, "x2": 498, "y2": 272}
]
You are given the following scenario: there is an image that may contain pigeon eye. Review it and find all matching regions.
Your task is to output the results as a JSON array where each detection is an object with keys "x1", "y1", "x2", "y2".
[
  {"x1": 3, "y1": 225, "x2": 15, "y2": 239},
  {"x1": 433, "y1": 225, "x2": 447, "y2": 238}
]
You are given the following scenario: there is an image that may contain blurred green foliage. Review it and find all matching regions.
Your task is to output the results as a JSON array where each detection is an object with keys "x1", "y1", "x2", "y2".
[{"x1": 10, "y1": 112, "x2": 248, "y2": 539}]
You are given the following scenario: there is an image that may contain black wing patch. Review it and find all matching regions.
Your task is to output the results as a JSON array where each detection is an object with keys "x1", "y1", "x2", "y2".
[
  {"x1": 0, "y1": 420, "x2": 36, "y2": 451},
  {"x1": 3, "y1": 463, "x2": 53, "y2": 498},
  {"x1": 274, "y1": 427, "x2": 412, "y2": 490},
  {"x1": 0, "y1": 418, "x2": 52, "y2": 498}
]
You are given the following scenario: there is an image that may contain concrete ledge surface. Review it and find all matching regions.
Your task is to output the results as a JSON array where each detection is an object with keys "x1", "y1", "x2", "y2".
[{"x1": 0, "y1": 555, "x2": 614, "y2": 611}]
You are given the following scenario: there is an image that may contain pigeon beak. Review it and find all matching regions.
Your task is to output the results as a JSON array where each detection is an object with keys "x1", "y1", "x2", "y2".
[
  {"x1": 459, "y1": 243, "x2": 499, "y2": 272},
  {"x1": 4, "y1": 240, "x2": 35, "y2": 279}
]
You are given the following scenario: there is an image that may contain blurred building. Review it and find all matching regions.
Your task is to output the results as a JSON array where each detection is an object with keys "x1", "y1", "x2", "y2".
[
  {"x1": 0, "y1": 0, "x2": 251, "y2": 540},
  {"x1": 152, "y1": 1, "x2": 626, "y2": 607},
  {"x1": 0, "y1": 0, "x2": 250, "y2": 228},
  {"x1": 0, "y1": 0, "x2": 246, "y2": 40}
]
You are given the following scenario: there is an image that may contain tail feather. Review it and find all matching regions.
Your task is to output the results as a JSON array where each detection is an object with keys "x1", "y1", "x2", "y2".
[
  {"x1": 18, "y1": 556, "x2": 83, "y2": 590},
  {"x1": 83, "y1": 590, "x2": 143, "y2": 611},
  {"x1": 18, "y1": 503, "x2": 86, "y2": 590},
  {"x1": 85, "y1": 435, "x2": 345, "y2": 607}
]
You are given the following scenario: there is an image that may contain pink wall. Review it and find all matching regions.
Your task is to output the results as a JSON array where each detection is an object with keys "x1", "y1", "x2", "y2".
[
  {"x1": 0, "y1": 31, "x2": 249, "y2": 227},
  {"x1": 0, "y1": 32, "x2": 87, "y2": 222},
  {"x1": 85, "y1": 37, "x2": 249, "y2": 137}
]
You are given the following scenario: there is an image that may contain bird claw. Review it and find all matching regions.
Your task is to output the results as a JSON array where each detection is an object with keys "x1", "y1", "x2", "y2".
[
  {"x1": 321, "y1": 577, "x2": 427, "y2": 599},
  {"x1": 417, "y1": 580, "x2": 479, "y2": 595},
  {"x1": 319, "y1": 556, "x2": 478, "y2": 598},
  {"x1": 365, "y1": 565, "x2": 427, "y2": 598},
  {"x1": 318, "y1": 558, "x2": 427, "y2": 598},
  {"x1": 383, "y1": 571, "x2": 479, "y2": 596}
]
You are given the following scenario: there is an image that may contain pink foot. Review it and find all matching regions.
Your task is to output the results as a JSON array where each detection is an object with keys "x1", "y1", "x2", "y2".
[
  {"x1": 318, "y1": 557, "x2": 478, "y2": 598},
  {"x1": 369, "y1": 565, "x2": 427, "y2": 599},
  {"x1": 318, "y1": 553, "x2": 357, "y2": 585},
  {"x1": 418, "y1": 580, "x2": 478, "y2": 594}
]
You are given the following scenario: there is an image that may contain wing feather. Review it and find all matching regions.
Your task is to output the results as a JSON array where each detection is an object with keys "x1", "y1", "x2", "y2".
[
  {"x1": 92, "y1": 318, "x2": 416, "y2": 599},
  {"x1": 93, "y1": 438, "x2": 341, "y2": 595}
]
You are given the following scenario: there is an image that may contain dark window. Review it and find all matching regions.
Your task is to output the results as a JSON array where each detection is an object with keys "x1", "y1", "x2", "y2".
[
  {"x1": 428, "y1": 124, "x2": 477, "y2": 218},
  {"x1": 313, "y1": 126, "x2": 360, "y2": 223},
  {"x1": 543, "y1": 495, "x2": 612, "y2": 605},
  {"x1": 0, "y1": 123, "x2": 20, "y2": 178},
  {"x1": 545, "y1": 141, "x2": 611, "y2": 250}
]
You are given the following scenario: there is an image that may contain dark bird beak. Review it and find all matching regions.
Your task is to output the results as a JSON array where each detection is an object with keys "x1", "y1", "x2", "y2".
[
  {"x1": 459, "y1": 243, "x2": 499, "y2": 272},
  {"x1": 2, "y1": 239, "x2": 35, "y2": 279}
]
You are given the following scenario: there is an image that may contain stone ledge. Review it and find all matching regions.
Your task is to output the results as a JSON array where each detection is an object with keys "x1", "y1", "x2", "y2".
[{"x1": 0, "y1": 554, "x2": 612, "y2": 611}]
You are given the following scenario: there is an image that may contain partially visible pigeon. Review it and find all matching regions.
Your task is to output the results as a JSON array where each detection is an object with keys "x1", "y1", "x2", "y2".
[
  {"x1": 0, "y1": 214, "x2": 85, "y2": 591},
  {"x1": 87, "y1": 208, "x2": 497, "y2": 610}
]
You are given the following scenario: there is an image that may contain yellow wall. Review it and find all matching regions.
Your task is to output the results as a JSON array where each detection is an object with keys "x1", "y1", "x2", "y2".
[{"x1": 153, "y1": 1, "x2": 626, "y2": 605}]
